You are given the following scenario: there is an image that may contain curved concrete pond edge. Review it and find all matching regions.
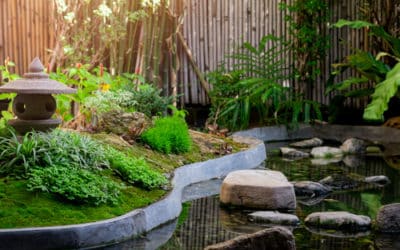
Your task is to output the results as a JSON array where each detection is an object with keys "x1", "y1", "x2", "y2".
[{"x1": 0, "y1": 135, "x2": 266, "y2": 250}]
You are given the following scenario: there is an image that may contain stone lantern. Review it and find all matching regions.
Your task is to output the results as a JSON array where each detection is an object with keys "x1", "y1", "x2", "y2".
[{"x1": 0, "y1": 57, "x2": 76, "y2": 133}]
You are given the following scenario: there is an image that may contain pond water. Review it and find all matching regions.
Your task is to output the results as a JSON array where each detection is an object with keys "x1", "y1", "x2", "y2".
[{"x1": 100, "y1": 141, "x2": 400, "y2": 250}]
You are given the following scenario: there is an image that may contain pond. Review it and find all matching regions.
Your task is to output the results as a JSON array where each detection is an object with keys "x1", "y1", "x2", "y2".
[{"x1": 99, "y1": 140, "x2": 400, "y2": 249}]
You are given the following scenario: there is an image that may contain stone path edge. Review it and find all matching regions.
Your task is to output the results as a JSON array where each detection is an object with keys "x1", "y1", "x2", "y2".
[{"x1": 0, "y1": 134, "x2": 266, "y2": 250}]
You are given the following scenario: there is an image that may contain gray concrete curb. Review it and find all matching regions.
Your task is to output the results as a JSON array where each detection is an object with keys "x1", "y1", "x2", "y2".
[{"x1": 0, "y1": 136, "x2": 266, "y2": 250}]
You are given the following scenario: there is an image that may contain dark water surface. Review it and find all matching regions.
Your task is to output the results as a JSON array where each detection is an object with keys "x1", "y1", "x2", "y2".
[{"x1": 101, "y1": 142, "x2": 400, "y2": 249}]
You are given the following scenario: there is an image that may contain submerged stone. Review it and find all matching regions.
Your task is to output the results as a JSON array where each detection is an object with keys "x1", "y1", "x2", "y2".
[
  {"x1": 248, "y1": 211, "x2": 300, "y2": 226},
  {"x1": 376, "y1": 203, "x2": 400, "y2": 233},
  {"x1": 305, "y1": 211, "x2": 371, "y2": 231},
  {"x1": 289, "y1": 137, "x2": 323, "y2": 148},
  {"x1": 280, "y1": 147, "x2": 310, "y2": 158},
  {"x1": 319, "y1": 174, "x2": 363, "y2": 190},
  {"x1": 220, "y1": 170, "x2": 296, "y2": 210},
  {"x1": 204, "y1": 227, "x2": 296, "y2": 250},
  {"x1": 364, "y1": 175, "x2": 390, "y2": 186},
  {"x1": 311, "y1": 146, "x2": 343, "y2": 158},
  {"x1": 311, "y1": 157, "x2": 342, "y2": 166},
  {"x1": 292, "y1": 181, "x2": 331, "y2": 197}
]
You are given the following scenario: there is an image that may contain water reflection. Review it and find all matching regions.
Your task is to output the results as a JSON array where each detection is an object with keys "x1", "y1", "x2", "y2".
[
  {"x1": 160, "y1": 154, "x2": 400, "y2": 249},
  {"x1": 98, "y1": 146, "x2": 400, "y2": 249}
]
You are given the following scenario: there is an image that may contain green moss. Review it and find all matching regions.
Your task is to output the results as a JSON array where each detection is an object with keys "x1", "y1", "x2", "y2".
[
  {"x1": 0, "y1": 177, "x2": 165, "y2": 228},
  {"x1": 177, "y1": 202, "x2": 191, "y2": 226}
]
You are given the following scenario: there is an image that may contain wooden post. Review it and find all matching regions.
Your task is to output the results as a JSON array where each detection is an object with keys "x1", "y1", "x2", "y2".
[{"x1": 177, "y1": 31, "x2": 209, "y2": 96}]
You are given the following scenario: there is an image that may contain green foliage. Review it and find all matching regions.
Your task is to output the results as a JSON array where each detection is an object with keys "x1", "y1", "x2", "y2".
[
  {"x1": 106, "y1": 147, "x2": 168, "y2": 189},
  {"x1": 128, "y1": 84, "x2": 174, "y2": 117},
  {"x1": 208, "y1": 36, "x2": 289, "y2": 130},
  {"x1": 83, "y1": 89, "x2": 137, "y2": 114},
  {"x1": 168, "y1": 105, "x2": 188, "y2": 119},
  {"x1": 27, "y1": 165, "x2": 122, "y2": 205},
  {"x1": 330, "y1": 19, "x2": 400, "y2": 122},
  {"x1": 208, "y1": 35, "x2": 322, "y2": 130},
  {"x1": 363, "y1": 62, "x2": 400, "y2": 121},
  {"x1": 50, "y1": 64, "x2": 148, "y2": 123},
  {"x1": 141, "y1": 116, "x2": 191, "y2": 154},
  {"x1": 0, "y1": 59, "x2": 20, "y2": 83},
  {"x1": 50, "y1": 64, "x2": 106, "y2": 122},
  {"x1": 280, "y1": 0, "x2": 330, "y2": 94},
  {"x1": 334, "y1": 19, "x2": 400, "y2": 58},
  {"x1": 0, "y1": 129, "x2": 109, "y2": 178}
]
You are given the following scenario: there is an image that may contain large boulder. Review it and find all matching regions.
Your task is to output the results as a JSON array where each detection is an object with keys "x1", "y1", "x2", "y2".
[
  {"x1": 292, "y1": 181, "x2": 331, "y2": 197},
  {"x1": 305, "y1": 211, "x2": 371, "y2": 231},
  {"x1": 248, "y1": 211, "x2": 299, "y2": 226},
  {"x1": 220, "y1": 170, "x2": 296, "y2": 210},
  {"x1": 340, "y1": 138, "x2": 366, "y2": 154},
  {"x1": 96, "y1": 110, "x2": 151, "y2": 142},
  {"x1": 204, "y1": 227, "x2": 296, "y2": 250},
  {"x1": 376, "y1": 203, "x2": 400, "y2": 233},
  {"x1": 311, "y1": 146, "x2": 343, "y2": 158},
  {"x1": 289, "y1": 138, "x2": 323, "y2": 148}
]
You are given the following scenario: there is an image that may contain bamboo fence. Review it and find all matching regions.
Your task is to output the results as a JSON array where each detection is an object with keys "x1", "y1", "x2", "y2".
[{"x1": 0, "y1": 0, "x2": 391, "y2": 108}]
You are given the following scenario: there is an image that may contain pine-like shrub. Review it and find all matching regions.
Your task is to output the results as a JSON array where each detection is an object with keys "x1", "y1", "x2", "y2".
[{"x1": 141, "y1": 116, "x2": 191, "y2": 154}]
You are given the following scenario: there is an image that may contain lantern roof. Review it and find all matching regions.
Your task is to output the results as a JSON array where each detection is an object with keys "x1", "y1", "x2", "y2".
[{"x1": 0, "y1": 57, "x2": 76, "y2": 94}]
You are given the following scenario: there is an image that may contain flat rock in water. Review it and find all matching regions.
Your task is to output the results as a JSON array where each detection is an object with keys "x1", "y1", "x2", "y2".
[
  {"x1": 220, "y1": 170, "x2": 296, "y2": 210},
  {"x1": 305, "y1": 211, "x2": 371, "y2": 231},
  {"x1": 376, "y1": 203, "x2": 400, "y2": 233},
  {"x1": 280, "y1": 147, "x2": 309, "y2": 158},
  {"x1": 311, "y1": 146, "x2": 343, "y2": 158},
  {"x1": 248, "y1": 211, "x2": 300, "y2": 226},
  {"x1": 289, "y1": 138, "x2": 323, "y2": 148},
  {"x1": 293, "y1": 181, "x2": 331, "y2": 197},
  {"x1": 204, "y1": 227, "x2": 296, "y2": 250}
]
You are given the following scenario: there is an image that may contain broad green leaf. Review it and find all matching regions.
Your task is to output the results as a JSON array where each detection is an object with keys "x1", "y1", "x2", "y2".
[
  {"x1": 363, "y1": 62, "x2": 400, "y2": 121},
  {"x1": 334, "y1": 19, "x2": 374, "y2": 29}
]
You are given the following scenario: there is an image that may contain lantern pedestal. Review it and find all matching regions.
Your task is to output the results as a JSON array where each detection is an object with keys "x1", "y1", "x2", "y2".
[{"x1": 9, "y1": 118, "x2": 61, "y2": 134}]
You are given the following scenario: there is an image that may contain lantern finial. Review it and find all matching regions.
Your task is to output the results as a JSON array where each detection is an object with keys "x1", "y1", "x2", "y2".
[{"x1": 28, "y1": 57, "x2": 44, "y2": 73}]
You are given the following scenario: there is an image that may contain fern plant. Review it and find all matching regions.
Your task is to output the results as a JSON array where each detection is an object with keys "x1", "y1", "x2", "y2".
[{"x1": 208, "y1": 35, "x2": 321, "y2": 130}]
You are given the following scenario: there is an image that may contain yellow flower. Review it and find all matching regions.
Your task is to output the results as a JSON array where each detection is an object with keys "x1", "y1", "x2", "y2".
[{"x1": 99, "y1": 83, "x2": 110, "y2": 92}]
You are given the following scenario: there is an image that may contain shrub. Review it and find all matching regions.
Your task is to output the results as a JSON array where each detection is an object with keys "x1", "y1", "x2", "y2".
[
  {"x1": 83, "y1": 89, "x2": 137, "y2": 114},
  {"x1": 141, "y1": 116, "x2": 191, "y2": 154},
  {"x1": 27, "y1": 165, "x2": 122, "y2": 205},
  {"x1": 106, "y1": 148, "x2": 168, "y2": 189},
  {"x1": 129, "y1": 84, "x2": 174, "y2": 117}
]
